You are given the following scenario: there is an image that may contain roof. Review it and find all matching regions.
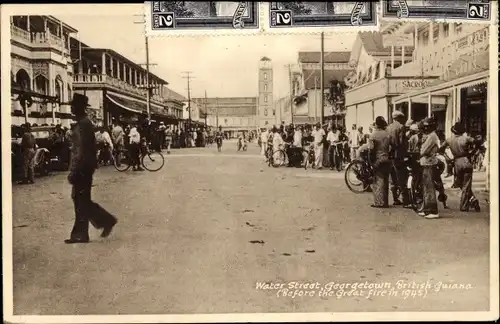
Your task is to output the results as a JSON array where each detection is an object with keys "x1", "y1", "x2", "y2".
[
  {"x1": 163, "y1": 88, "x2": 187, "y2": 102},
  {"x1": 80, "y1": 47, "x2": 169, "y2": 85},
  {"x1": 359, "y1": 32, "x2": 411, "y2": 56},
  {"x1": 260, "y1": 56, "x2": 271, "y2": 61},
  {"x1": 48, "y1": 16, "x2": 78, "y2": 33},
  {"x1": 302, "y1": 69, "x2": 351, "y2": 89},
  {"x1": 298, "y1": 51, "x2": 351, "y2": 64}
]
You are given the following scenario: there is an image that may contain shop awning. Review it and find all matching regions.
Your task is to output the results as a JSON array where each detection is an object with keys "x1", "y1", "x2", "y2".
[
  {"x1": 393, "y1": 70, "x2": 489, "y2": 105},
  {"x1": 106, "y1": 93, "x2": 146, "y2": 114}
]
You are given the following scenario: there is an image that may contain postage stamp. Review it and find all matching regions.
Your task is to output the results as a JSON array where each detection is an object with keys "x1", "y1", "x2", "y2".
[
  {"x1": 382, "y1": 0, "x2": 493, "y2": 21},
  {"x1": 145, "y1": 1, "x2": 260, "y2": 36},
  {"x1": 267, "y1": 1, "x2": 378, "y2": 30}
]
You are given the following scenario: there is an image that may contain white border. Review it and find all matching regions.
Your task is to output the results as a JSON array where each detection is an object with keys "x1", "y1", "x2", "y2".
[{"x1": 2, "y1": 3, "x2": 499, "y2": 323}]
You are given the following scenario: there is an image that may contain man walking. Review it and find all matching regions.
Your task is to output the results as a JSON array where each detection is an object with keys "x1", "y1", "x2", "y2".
[
  {"x1": 164, "y1": 125, "x2": 173, "y2": 154},
  {"x1": 65, "y1": 94, "x2": 117, "y2": 244},
  {"x1": 387, "y1": 110, "x2": 410, "y2": 207}
]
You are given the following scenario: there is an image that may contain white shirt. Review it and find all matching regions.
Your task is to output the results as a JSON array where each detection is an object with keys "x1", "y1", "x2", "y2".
[
  {"x1": 312, "y1": 128, "x2": 325, "y2": 145},
  {"x1": 272, "y1": 132, "x2": 283, "y2": 148},
  {"x1": 129, "y1": 127, "x2": 141, "y2": 144},
  {"x1": 350, "y1": 131, "x2": 360, "y2": 147},
  {"x1": 102, "y1": 131, "x2": 113, "y2": 149},
  {"x1": 293, "y1": 130, "x2": 303, "y2": 147},
  {"x1": 327, "y1": 130, "x2": 339, "y2": 143},
  {"x1": 260, "y1": 131, "x2": 269, "y2": 143}
]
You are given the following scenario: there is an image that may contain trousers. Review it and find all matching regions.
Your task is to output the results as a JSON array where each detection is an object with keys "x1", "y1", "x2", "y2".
[
  {"x1": 23, "y1": 149, "x2": 36, "y2": 182},
  {"x1": 70, "y1": 168, "x2": 116, "y2": 240},
  {"x1": 390, "y1": 159, "x2": 409, "y2": 204}
]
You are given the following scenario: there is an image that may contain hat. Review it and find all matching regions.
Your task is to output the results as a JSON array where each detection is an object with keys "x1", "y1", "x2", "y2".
[
  {"x1": 409, "y1": 124, "x2": 419, "y2": 132},
  {"x1": 70, "y1": 93, "x2": 91, "y2": 108},
  {"x1": 451, "y1": 122, "x2": 465, "y2": 135},
  {"x1": 375, "y1": 116, "x2": 388, "y2": 128},
  {"x1": 405, "y1": 119, "x2": 414, "y2": 127},
  {"x1": 392, "y1": 110, "x2": 405, "y2": 119}
]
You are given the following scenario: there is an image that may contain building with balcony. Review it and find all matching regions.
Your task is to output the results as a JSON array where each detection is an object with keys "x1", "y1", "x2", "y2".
[
  {"x1": 192, "y1": 97, "x2": 257, "y2": 137},
  {"x1": 10, "y1": 15, "x2": 77, "y2": 127},
  {"x1": 70, "y1": 39, "x2": 181, "y2": 127},
  {"x1": 386, "y1": 22, "x2": 489, "y2": 139},
  {"x1": 342, "y1": 30, "x2": 460, "y2": 132}
]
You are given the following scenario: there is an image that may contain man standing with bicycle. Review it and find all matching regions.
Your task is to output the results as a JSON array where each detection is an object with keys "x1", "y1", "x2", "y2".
[
  {"x1": 387, "y1": 110, "x2": 410, "y2": 207},
  {"x1": 327, "y1": 126, "x2": 341, "y2": 171},
  {"x1": 129, "y1": 123, "x2": 144, "y2": 171},
  {"x1": 312, "y1": 123, "x2": 326, "y2": 170}
]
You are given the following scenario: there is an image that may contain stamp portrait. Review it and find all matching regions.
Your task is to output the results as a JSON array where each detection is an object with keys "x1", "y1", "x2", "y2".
[
  {"x1": 382, "y1": 0, "x2": 492, "y2": 21},
  {"x1": 145, "y1": 1, "x2": 259, "y2": 35},
  {"x1": 268, "y1": 1, "x2": 378, "y2": 28}
]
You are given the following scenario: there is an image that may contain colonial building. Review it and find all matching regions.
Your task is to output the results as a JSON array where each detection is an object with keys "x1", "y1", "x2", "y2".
[
  {"x1": 257, "y1": 57, "x2": 275, "y2": 129},
  {"x1": 70, "y1": 39, "x2": 179, "y2": 127},
  {"x1": 276, "y1": 51, "x2": 353, "y2": 126},
  {"x1": 343, "y1": 30, "x2": 438, "y2": 133},
  {"x1": 10, "y1": 15, "x2": 77, "y2": 127},
  {"x1": 386, "y1": 22, "x2": 489, "y2": 139},
  {"x1": 193, "y1": 97, "x2": 257, "y2": 137}
]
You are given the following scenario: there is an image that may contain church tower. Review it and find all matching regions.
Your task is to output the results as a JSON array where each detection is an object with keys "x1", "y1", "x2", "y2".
[{"x1": 257, "y1": 57, "x2": 274, "y2": 129}]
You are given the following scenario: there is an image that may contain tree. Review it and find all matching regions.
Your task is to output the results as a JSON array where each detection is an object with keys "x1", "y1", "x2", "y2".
[
  {"x1": 164, "y1": 1, "x2": 195, "y2": 17},
  {"x1": 279, "y1": 2, "x2": 313, "y2": 15}
]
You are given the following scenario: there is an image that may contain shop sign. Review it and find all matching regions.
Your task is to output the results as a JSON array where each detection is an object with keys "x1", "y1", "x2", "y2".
[
  {"x1": 382, "y1": 34, "x2": 414, "y2": 48},
  {"x1": 401, "y1": 79, "x2": 432, "y2": 89}
]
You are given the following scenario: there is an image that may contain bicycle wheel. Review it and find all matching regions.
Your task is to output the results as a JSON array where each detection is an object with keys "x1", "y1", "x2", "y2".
[
  {"x1": 409, "y1": 175, "x2": 424, "y2": 212},
  {"x1": 344, "y1": 160, "x2": 371, "y2": 193},
  {"x1": 114, "y1": 149, "x2": 131, "y2": 172},
  {"x1": 272, "y1": 150, "x2": 286, "y2": 168},
  {"x1": 142, "y1": 151, "x2": 165, "y2": 171}
]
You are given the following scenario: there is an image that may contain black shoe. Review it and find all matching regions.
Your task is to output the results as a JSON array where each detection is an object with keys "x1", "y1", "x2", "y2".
[
  {"x1": 101, "y1": 219, "x2": 117, "y2": 238},
  {"x1": 64, "y1": 237, "x2": 89, "y2": 244}
]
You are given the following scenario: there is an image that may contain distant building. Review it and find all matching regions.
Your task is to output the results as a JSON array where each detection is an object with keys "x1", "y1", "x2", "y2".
[
  {"x1": 10, "y1": 15, "x2": 78, "y2": 127},
  {"x1": 193, "y1": 96, "x2": 257, "y2": 136},
  {"x1": 257, "y1": 57, "x2": 275, "y2": 129}
]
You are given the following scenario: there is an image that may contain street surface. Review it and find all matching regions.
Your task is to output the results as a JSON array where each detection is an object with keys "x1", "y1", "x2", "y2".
[{"x1": 12, "y1": 141, "x2": 490, "y2": 314}]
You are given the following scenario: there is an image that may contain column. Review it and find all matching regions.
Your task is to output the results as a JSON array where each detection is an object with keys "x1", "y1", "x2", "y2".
[
  {"x1": 408, "y1": 98, "x2": 412, "y2": 120},
  {"x1": 401, "y1": 46, "x2": 405, "y2": 65},
  {"x1": 117, "y1": 61, "x2": 121, "y2": 80},
  {"x1": 101, "y1": 52, "x2": 106, "y2": 76},
  {"x1": 427, "y1": 92, "x2": 432, "y2": 117},
  {"x1": 66, "y1": 33, "x2": 70, "y2": 52},
  {"x1": 456, "y1": 88, "x2": 462, "y2": 122},
  {"x1": 43, "y1": 18, "x2": 48, "y2": 43},
  {"x1": 414, "y1": 24, "x2": 419, "y2": 61},
  {"x1": 134, "y1": 70, "x2": 138, "y2": 85},
  {"x1": 391, "y1": 45, "x2": 395, "y2": 70},
  {"x1": 129, "y1": 67, "x2": 132, "y2": 84},
  {"x1": 110, "y1": 56, "x2": 114, "y2": 77},
  {"x1": 27, "y1": 16, "x2": 31, "y2": 32}
]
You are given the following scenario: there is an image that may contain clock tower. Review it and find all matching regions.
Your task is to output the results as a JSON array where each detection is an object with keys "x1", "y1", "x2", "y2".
[{"x1": 257, "y1": 57, "x2": 274, "y2": 129}]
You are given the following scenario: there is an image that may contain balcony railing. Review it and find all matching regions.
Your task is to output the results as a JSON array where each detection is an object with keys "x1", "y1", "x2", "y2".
[
  {"x1": 74, "y1": 74, "x2": 167, "y2": 105},
  {"x1": 11, "y1": 25, "x2": 67, "y2": 50}
]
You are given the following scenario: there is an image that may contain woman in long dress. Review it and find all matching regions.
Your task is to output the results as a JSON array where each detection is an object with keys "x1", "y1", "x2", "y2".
[{"x1": 368, "y1": 117, "x2": 392, "y2": 208}]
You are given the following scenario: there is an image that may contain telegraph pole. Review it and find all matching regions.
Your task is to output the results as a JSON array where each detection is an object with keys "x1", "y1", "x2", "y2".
[
  {"x1": 134, "y1": 16, "x2": 154, "y2": 119},
  {"x1": 204, "y1": 90, "x2": 208, "y2": 126},
  {"x1": 320, "y1": 31, "x2": 325, "y2": 125},
  {"x1": 314, "y1": 77, "x2": 318, "y2": 123},
  {"x1": 182, "y1": 72, "x2": 193, "y2": 128},
  {"x1": 288, "y1": 64, "x2": 294, "y2": 124}
]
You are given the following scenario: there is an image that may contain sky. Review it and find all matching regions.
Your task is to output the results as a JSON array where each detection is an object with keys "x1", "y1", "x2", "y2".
[{"x1": 57, "y1": 4, "x2": 357, "y2": 100}]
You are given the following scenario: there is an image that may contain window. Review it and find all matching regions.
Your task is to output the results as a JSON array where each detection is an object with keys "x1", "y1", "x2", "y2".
[
  {"x1": 443, "y1": 23, "x2": 449, "y2": 38},
  {"x1": 264, "y1": 72, "x2": 268, "y2": 80},
  {"x1": 455, "y1": 23, "x2": 462, "y2": 34},
  {"x1": 264, "y1": 96, "x2": 268, "y2": 103},
  {"x1": 264, "y1": 83, "x2": 267, "y2": 92}
]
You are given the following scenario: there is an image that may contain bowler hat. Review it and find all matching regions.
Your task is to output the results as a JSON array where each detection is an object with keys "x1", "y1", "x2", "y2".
[
  {"x1": 70, "y1": 93, "x2": 91, "y2": 108},
  {"x1": 451, "y1": 122, "x2": 465, "y2": 135}
]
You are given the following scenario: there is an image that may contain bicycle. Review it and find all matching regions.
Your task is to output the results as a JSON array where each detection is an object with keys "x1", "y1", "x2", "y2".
[
  {"x1": 303, "y1": 143, "x2": 315, "y2": 170},
  {"x1": 113, "y1": 141, "x2": 165, "y2": 172},
  {"x1": 344, "y1": 156, "x2": 373, "y2": 193}
]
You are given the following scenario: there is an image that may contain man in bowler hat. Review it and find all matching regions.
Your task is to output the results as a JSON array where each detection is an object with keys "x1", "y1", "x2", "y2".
[{"x1": 65, "y1": 93, "x2": 117, "y2": 244}]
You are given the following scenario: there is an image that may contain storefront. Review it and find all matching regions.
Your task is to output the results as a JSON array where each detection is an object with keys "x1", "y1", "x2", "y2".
[
  {"x1": 392, "y1": 69, "x2": 489, "y2": 138},
  {"x1": 345, "y1": 76, "x2": 439, "y2": 132}
]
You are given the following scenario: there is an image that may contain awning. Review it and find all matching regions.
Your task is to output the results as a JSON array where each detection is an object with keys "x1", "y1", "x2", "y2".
[
  {"x1": 393, "y1": 70, "x2": 489, "y2": 105},
  {"x1": 106, "y1": 93, "x2": 146, "y2": 114}
]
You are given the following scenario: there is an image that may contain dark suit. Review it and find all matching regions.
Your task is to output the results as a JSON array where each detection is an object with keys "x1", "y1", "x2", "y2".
[
  {"x1": 69, "y1": 116, "x2": 116, "y2": 240},
  {"x1": 387, "y1": 120, "x2": 409, "y2": 204}
]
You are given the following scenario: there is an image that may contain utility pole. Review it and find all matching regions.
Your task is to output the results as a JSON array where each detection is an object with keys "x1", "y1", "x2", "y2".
[
  {"x1": 288, "y1": 64, "x2": 294, "y2": 124},
  {"x1": 134, "y1": 16, "x2": 153, "y2": 119},
  {"x1": 216, "y1": 97, "x2": 219, "y2": 128},
  {"x1": 314, "y1": 77, "x2": 318, "y2": 123},
  {"x1": 182, "y1": 71, "x2": 193, "y2": 128},
  {"x1": 320, "y1": 31, "x2": 325, "y2": 125},
  {"x1": 204, "y1": 90, "x2": 208, "y2": 126}
]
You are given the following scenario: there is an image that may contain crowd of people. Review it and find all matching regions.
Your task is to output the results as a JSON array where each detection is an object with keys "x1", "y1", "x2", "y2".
[{"x1": 258, "y1": 111, "x2": 485, "y2": 219}]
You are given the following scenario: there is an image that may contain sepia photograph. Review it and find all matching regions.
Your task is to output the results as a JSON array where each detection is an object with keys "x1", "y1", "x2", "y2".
[{"x1": 2, "y1": 2, "x2": 498, "y2": 323}]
